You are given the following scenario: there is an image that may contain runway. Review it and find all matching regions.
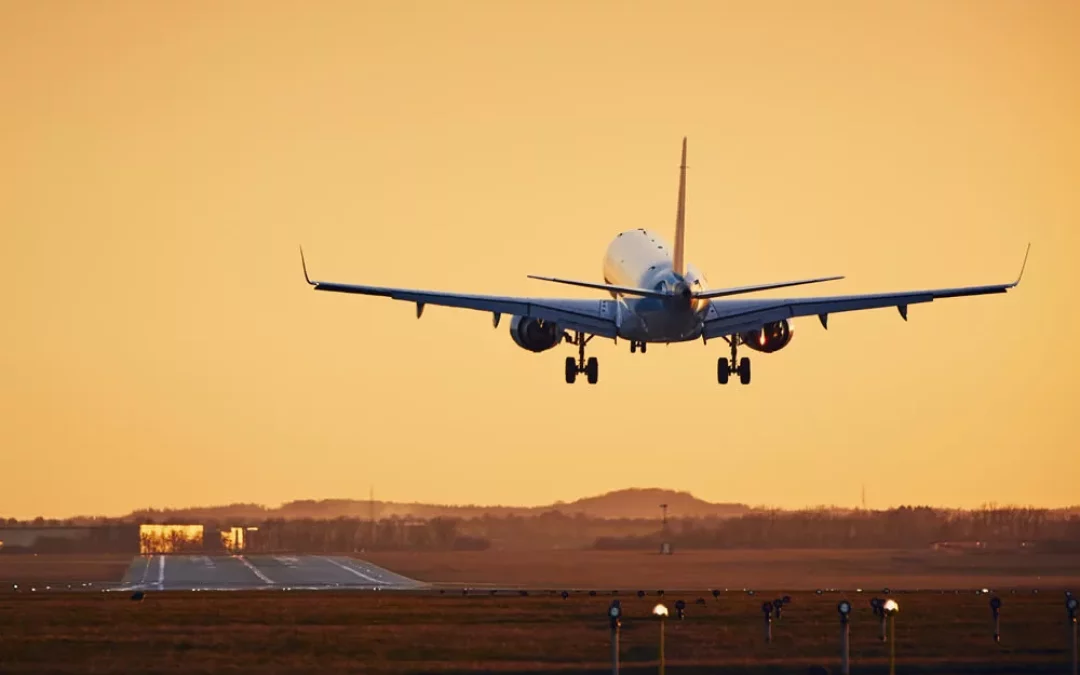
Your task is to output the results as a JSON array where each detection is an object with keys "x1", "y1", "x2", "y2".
[{"x1": 118, "y1": 554, "x2": 425, "y2": 591}]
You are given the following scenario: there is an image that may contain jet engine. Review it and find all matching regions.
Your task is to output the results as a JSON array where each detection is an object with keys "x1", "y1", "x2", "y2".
[
  {"x1": 741, "y1": 320, "x2": 794, "y2": 353},
  {"x1": 509, "y1": 316, "x2": 561, "y2": 352}
]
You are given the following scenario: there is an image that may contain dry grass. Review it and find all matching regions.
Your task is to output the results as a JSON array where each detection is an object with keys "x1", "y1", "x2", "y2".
[
  {"x1": 0, "y1": 554, "x2": 130, "y2": 584},
  {"x1": 0, "y1": 590, "x2": 1075, "y2": 674},
  {"x1": 1, "y1": 549, "x2": 1077, "y2": 590},
  {"x1": 359, "y1": 549, "x2": 1080, "y2": 590}
]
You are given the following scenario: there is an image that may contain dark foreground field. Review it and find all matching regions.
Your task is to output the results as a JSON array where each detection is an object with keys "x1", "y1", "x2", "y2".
[{"x1": 0, "y1": 590, "x2": 1076, "y2": 674}]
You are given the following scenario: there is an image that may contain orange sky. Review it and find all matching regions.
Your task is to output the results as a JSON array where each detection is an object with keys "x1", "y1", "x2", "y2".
[{"x1": 2, "y1": 1, "x2": 1078, "y2": 519}]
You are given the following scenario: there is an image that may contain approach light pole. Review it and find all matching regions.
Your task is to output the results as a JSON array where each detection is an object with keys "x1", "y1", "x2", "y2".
[
  {"x1": 990, "y1": 596, "x2": 1002, "y2": 644},
  {"x1": 609, "y1": 600, "x2": 622, "y2": 675},
  {"x1": 1067, "y1": 596, "x2": 1078, "y2": 675},
  {"x1": 871, "y1": 597, "x2": 886, "y2": 641},
  {"x1": 659, "y1": 504, "x2": 668, "y2": 530},
  {"x1": 762, "y1": 601, "x2": 773, "y2": 644},
  {"x1": 883, "y1": 598, "x2": 900, "y2": 675},
  {"x1": 838, "y1": 600, "x2": 851, "y2": 675},
  {"x1": 653, "y1": 603, "x2": 668, "y2": 675}
]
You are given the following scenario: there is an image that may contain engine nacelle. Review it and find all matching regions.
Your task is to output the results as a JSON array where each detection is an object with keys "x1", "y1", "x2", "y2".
[
  {"x1": 509, "y1": 315, "x2": 561, "y2": 353},
  {"x1": 741, "y1": 320, "x2": 794, "y2": 353}
]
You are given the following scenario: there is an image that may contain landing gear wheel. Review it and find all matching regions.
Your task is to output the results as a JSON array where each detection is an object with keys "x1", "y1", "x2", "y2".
[
  {"x1": 738, "y1": 357, "x2": 751, "y2": 385},
  {"x1": 640, "y1": 342, "x2": 647, "y2": 354},
  {"x1": 565, "y1": 331, "x2": 596, "y2": 384},
  {"x1": 630, "y1": 342, "x2": 636, "y2": 354},
  {"x1": 717, "y1": 357, "x2": 729, "y2": 384},
  {"x1": 585, "y1": 357, "x2": 599, "y2": 384}
]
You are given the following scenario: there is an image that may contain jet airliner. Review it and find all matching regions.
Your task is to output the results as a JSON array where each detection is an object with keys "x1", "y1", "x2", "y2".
[{"x1": 301, "y1": 138, "x2": 1027, "y2": 385}]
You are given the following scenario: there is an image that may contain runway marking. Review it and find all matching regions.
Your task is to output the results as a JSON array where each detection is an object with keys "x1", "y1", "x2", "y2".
[
  {"x1": 237, "y1": 555, "x2": 275, "y2": 585},
  {"x1": 139, "y1": 556, "x2": 153, "y2": 585},
  {"x1": 321, "y1": 556, "x2": 380, "y2": 583},
  {"x1": 156, "y1": 555, "x2": 165, "y2": 586}
]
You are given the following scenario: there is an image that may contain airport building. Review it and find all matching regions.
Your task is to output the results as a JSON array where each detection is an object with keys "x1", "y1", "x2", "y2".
[{"x1": 0, "y1": 523, "x2": 256, "y2": 555}]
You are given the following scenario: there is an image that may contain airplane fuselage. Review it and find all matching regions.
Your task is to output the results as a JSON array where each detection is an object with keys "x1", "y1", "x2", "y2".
[{"x1": 602, "y1": 228, "x2": 710, "y2": 342}]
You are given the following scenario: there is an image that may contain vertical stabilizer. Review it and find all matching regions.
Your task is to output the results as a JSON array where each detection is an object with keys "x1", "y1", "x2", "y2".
[{"x1": 673, "y1": 137, "x2": 687, "y2": 275}]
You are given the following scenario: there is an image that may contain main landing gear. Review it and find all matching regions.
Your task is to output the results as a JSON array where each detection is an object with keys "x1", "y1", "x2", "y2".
[
  {"x1": 564, "y1": 331, "x2": 598, "y2": 384},
  {"x1": 629, "y1": 340, "x2": 647, "y2": 354},
  {"x1": 718, "y1": 335, "x2": 751, "y2": 385}
]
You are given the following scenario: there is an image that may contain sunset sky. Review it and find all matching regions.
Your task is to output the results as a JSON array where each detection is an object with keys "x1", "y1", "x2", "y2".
[{"x1": 2, "y1": 1, "x2": 1078, "y2": 519}]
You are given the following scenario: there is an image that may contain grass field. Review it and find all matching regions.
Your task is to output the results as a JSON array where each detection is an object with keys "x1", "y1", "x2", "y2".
[
  {"x1": 0, "y1": 554, "x2": 130, "y2": 584},
  {"x1": 361, "y1": 549, "x2": 1080, "y2": 591},
  {"x1": 1, "y1": 549, "x2": 1078, "y2": 591},
  {"x1": 0, "y1": 590, "x2": 1077, "y2": 674}
]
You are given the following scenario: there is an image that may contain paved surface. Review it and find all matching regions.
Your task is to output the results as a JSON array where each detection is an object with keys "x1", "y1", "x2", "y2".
[{"x1": 118, "y1": 555, "x2": 425, "y2": 591}]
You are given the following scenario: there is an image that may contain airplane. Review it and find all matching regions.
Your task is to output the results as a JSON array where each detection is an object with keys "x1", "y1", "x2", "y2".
[{"x1": 300, "y1": 138, "x2": 1028, "y2": 385}]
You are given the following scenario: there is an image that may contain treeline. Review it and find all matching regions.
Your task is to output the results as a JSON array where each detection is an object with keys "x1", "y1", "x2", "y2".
[
  {"x1": 239, "y1": 517, "x2": 490, "y2": 553},
  {"x1": 595, "y1": 507, "x2": 1080, "y2": 551},
  {"x1": 137, "y1": 507, "x2": 1080, "y2": 553},
  {"x1": 4, "y1": 506, "x2": 1079, "y2": 554}
]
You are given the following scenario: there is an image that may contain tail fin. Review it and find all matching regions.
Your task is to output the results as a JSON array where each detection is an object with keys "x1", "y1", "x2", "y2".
[{"x1": 673, "y1": 137, "x2": 687, "y2": 276}]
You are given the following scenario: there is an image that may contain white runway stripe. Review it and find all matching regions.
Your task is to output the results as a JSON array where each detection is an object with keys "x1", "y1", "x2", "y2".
[
  {"x1": 237, "y1": 555, "x2": 275, "y2": 584},
  {"x1": 322, "y1": 556, "x2": 380, "y2": 583},
  {"x1": 139, "y1": 556, "x2": 153, "y2": 585}
]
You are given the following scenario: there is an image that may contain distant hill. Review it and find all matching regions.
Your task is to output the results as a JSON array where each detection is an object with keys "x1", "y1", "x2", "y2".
[
  {"x1": 123, "y1": 488, "x2": 750, "y2": 523},
  {"x1": 552, "y1": 488, "x2": 747, "y2": 519}
]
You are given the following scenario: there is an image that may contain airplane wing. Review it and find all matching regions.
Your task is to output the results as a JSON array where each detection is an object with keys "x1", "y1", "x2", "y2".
[
  {"x1": 702, "y1": 246, "x2": 1029, "y2": 339},
  {"x1": 301, "y1": 249, "x2": 618, "y2": 338}
]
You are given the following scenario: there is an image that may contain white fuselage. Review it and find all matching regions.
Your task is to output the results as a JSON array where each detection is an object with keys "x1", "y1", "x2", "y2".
[{"x1": 602, "y1": 228, "x2": 710, "y2": 342}]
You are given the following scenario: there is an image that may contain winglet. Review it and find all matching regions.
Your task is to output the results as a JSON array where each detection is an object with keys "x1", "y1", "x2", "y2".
[
  {"x1": 1013, "y1": 243, "x2": 1031, "y2": 286},
  {"x1": 300, "y1": 246, "x2": 315, "y2": 285}
]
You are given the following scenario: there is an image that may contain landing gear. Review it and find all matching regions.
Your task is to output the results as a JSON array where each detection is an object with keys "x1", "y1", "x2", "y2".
[
  {"x1": 565, "y1": 332, "x2": 598, "y2": 384},
  {"x1": 717, "y1": 336, "x2": 752, "y2": 385},
  {"x1": 629, "y1": 340, "x2": 647, "y2": 354},
  {"x1": 585, "y1": 357, "x2": 599, "y2": 384}
]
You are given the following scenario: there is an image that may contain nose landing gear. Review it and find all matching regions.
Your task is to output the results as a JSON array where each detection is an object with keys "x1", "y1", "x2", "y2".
[
  {"x1": 717, "y1": 336, "x2": 751, "y2": 385},
  {"x1": 564, "y1": 332, "x2": 598, "y2": 384},
  {"x1": 629, "y1": 340, "x2": 647, "y2": 354}
]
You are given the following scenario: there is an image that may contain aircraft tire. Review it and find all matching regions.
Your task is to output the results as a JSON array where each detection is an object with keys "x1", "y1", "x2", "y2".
[
  {"x1": 739, "y1": 357, "x2": 751, "y2": 385},
  {"x1": 586, "y1": 357, "x2": 599, "y2": 384},
  {"x1": 565, "y1": 357, "x2": 577, "y2": 384},
  {"x1": 717, "y1": 358, "x2": 729, "y2": 385}
]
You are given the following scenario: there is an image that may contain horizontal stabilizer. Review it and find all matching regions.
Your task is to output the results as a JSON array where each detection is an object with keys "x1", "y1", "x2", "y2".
[
  {"x1": 694, "y1": 275, "x2": 844, "y2": 300},
  {"x1": 527, "y1": 275, "x2": 671, "y2": 299}
]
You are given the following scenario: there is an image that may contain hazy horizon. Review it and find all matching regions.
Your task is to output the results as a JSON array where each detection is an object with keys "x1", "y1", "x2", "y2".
[
  {"x1": 12, "y1": 486, "x2": 1080, "y2": 523},
  {"x1": 3, "y1": 1, "x2": 1078, "y2": 520}
]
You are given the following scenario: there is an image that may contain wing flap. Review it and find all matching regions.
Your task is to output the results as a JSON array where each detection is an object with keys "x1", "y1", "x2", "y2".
[
  {"x1": 312, "y1": 281, "x2": 618, "y2": 336},
  {"x1": 704, "y1": 285, "x2": 1007, "y2": 339},
  {"x1": 703, "y1": 245, "x2": 1028, "y2": 338}
]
